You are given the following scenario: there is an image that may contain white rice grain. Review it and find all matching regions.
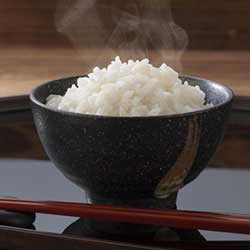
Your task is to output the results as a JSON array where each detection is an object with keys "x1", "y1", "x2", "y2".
[{"x1": 46, "y1": 57, "x2": 213, "y2": 116}]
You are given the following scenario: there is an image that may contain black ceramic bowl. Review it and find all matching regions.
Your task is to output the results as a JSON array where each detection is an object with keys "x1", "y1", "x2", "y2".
[{"x1": 30, "y1": 76, "x2": 233, "y2": 210}]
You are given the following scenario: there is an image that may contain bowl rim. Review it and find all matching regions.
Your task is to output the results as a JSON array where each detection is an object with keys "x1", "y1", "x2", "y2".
[{"x1": 30, "y1": 75, "x2": 234, "y2": 119}]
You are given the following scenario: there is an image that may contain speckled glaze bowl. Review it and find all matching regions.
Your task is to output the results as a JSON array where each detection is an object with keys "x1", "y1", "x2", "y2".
[{"x1": 30, "y1": 75, "x2": 233, "y2": 235}]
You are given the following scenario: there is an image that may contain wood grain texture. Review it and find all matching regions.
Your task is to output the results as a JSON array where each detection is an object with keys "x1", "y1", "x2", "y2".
[
  {"x1": 0, "y1": 111, "x2": 46, "y2": 159},
  {"x1": 0, "y1": 48, "x2": 250, "y2": 98},
  {"x1": 0, "y1": 0, "x2": 250, "y2": 49},
  {"x1": 212, "y1": 124, "x2": 250, "y2": 168}
]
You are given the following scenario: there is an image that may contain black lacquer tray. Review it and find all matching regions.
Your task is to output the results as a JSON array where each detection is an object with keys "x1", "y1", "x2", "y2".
[
  {"x1": 1, "y1": 95, "x2": 250, "y2": 249},
  {"x1": 1, "y1": 160, "x2": 250, "y2": 249}
]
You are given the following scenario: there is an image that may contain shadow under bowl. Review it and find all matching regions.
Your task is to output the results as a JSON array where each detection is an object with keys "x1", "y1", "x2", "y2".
[{"x1": 30, "y1": 75, "x2": 233, "y2": 209}]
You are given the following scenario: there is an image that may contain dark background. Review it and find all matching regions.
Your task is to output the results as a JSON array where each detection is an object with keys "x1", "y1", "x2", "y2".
[{"x1": 0, "y1": 0, "x2": 249, "y2": 49}]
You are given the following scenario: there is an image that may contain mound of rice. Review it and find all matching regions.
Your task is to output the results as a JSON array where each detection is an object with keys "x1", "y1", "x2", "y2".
[{"x1": 46, "y1": 57, "x2": 213, "y2": 116}]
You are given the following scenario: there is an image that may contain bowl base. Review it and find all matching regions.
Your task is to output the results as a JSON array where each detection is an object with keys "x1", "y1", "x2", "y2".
[
  {"x1": 64, "y1": 191, "x2": 206, "y2": 243},
  {"x1": 84, "y1": 191, "x2": 178, "y2": 236},
  {"x1": 63, "y1": 218, "x2": 206, "y2": 244}
]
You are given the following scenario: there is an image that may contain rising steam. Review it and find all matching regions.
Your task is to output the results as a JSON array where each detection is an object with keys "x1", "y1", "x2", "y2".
[{"x1": 55, "y1": 0, "x2": 188, "y2": 71}]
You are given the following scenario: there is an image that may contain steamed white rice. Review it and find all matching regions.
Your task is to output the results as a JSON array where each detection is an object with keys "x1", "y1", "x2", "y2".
[{"x1": 46, "y1": 57, "x2": 213, "y2": 116}]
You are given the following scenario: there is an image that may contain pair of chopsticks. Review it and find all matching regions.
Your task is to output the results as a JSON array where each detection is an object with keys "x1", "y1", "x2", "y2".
[{"x1": 1, "y1": 198, "x2": 250, "y2": 234}]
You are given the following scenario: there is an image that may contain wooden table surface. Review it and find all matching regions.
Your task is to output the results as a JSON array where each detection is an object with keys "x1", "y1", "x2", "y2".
[{"x1": 1, "y1": 48, "x2": 250, "y2": 98}]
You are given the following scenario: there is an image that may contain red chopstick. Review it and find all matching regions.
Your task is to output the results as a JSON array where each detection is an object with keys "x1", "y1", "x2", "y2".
[{"x1": 1, "y1": 198, "x2": 250, "y2": 234}]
